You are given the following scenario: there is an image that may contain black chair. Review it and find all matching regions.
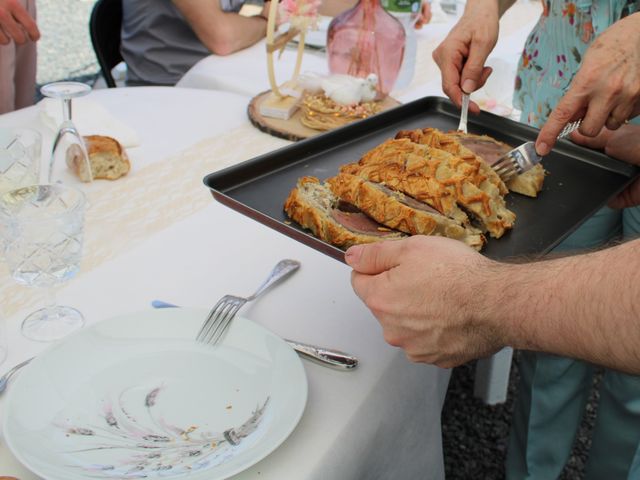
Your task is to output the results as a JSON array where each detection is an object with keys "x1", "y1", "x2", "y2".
[{"x1": 89, "y1": 0, "x2": 123, "y2": 88}]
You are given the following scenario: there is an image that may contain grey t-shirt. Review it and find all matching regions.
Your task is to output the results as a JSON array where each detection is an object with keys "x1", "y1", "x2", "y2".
[{"x1": 121, "y1": 0, "x2": 246, "y2": 86}]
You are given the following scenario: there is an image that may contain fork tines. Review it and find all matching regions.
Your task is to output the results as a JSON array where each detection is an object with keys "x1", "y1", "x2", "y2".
[
  {"x1": 196, "y1": 295, "x2": 246, "y2": 346},
  {"x1": 492, "y1": 148, "x2": 527, "y2": 182}
]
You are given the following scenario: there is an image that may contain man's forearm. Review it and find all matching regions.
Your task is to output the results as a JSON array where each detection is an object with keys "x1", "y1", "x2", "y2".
[{"x1": 482, "y1": 239, "x2": 640, "y2": 373}]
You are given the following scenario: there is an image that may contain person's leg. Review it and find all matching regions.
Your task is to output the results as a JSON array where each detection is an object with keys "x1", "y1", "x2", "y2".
[
  {"x1": 0, "y1": 42, "x2": 17, "y2": 115},
  {"x1": 585, "y1": 371, "x2": 640, "y2": 479},
  {"x1": 506, "y1": 207, "x2": 622, "y2": 479},
  {"x1": 507, "y1": 352, "x2": 594, "y2": 479},
  {"x1": 627, "y1": 441, "x2": 640, "y2": 479},
  {"x1": 584, "y1": 205, "x2": 640, "y2": 480},
  {"x1": 13, "y1": 0, "x2": 37, "y2": 110}
]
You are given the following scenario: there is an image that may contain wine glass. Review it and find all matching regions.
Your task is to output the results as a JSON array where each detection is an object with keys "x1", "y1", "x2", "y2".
[
  {"x1": 40, "y1": 81, "x2": 93, "y2": 183},
  {"x1": 0, "y1": 184, "x2": 87, "y2": 342}
]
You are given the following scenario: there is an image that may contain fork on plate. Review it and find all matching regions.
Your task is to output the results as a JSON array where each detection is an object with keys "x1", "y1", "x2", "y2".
[
  {"x1": 196, "y1": 259, "x2": 300, "y2": 346},
  {"x1": 492, "y1": 119, "x2": 582, "y2": 182}
]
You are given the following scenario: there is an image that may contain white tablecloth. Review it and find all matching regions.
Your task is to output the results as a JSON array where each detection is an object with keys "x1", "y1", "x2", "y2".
[{"x1": 0, "y1": 87, "x2": 450, "y2": 479}]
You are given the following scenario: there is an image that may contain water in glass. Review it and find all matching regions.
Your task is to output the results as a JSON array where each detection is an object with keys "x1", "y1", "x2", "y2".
[{"x1": 0, "y1": 184, "x2": 86, "y2": 342}]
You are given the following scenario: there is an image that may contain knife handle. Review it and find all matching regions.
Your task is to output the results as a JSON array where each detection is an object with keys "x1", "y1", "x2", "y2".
[{"x1": 285, "y1": 339, "x2": 358, "y2": 370}]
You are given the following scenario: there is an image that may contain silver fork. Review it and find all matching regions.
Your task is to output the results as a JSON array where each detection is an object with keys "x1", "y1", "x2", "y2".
[
  {"x1": 196, "y1": 259, "x2": 300, "y2": 346},
  {"x1": 0, "y1": 357, "x2": 34, "y2": 395},
  {"x1": 457, "y1": 92, "x2": 470, "y2": 133},
  {"x1": 492, "y1": 119, "x2": 582, "y2": 182}
]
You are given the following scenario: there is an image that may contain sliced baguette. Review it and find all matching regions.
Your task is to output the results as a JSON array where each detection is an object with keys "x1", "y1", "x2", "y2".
[{"x1": 284, "y1": 176, "x2": 406, "y2": 249}]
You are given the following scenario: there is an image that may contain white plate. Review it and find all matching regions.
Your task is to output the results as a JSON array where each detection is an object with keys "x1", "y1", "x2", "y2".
[{"x1": 3, "y1": 308, "x2": 307, "y2": 480}]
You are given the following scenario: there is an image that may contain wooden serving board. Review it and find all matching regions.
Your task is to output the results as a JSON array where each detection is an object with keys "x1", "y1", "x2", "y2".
[{"x1": 248, "y1": 90, "x2": 401, "y2": 141}]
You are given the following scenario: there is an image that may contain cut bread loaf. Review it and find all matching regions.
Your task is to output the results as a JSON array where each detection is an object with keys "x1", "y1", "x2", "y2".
[
  {"x1": 327, "y1": 173, "x2": 485, "y2": 250},
  {"x1": 66, "y1": 135, "x2": 130, "y2": 182},
  {"x1": 284, "y1": 176, "x2": 406, "y2": 249},
  {"x1": 341, "y1": 138, "x2": 516, "y2": 238}
]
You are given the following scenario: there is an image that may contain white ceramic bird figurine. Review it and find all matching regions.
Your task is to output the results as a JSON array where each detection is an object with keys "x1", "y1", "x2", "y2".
[{"x1": 297, "y1": 72, "x2": 379, "y2": 105}]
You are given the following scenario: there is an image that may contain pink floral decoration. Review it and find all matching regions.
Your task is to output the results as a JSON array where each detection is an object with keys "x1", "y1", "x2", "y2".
[{"x1": 279, "y1": 0, "x2": 322, "y2": 31}]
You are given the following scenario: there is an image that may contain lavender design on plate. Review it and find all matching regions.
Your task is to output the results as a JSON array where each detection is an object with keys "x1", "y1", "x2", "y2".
[{"x1": 54, "y1": 385, "x2": 270, "y2": 478}]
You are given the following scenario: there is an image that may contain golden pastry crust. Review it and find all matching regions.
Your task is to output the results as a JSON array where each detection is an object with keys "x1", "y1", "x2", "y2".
[
  {"x1": 341, "y1": 138, "x2": 516, "y2": 238},
  {"x1": 327, "y1": 173, "x2": 485, "y2": 250},
  {"x1": 446, "y1": 130, "x2": 545, "y2": 197},
  {"x1": 396, "y1": 128, "x2": 509, "y2": 195},
  {"x1": 283, "y1": 176, "x2": 405, "y2": 249}
]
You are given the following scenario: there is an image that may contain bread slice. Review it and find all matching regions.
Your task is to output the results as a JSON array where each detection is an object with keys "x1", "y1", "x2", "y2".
[
  {"x1": 446, "y1": 131, "x2": 545, "y2": 197},
  {"x1": 327, "y1": 173, "x2": 485, "y2": 250},
  {"x1": 341, "y1": 138, "x2": 516, "y2": 238},
  {"x1": 284, "y1": 176, "x2": 406, "y2": 249},
  {"x1": 66, "y1": 135, "x2": 130, "y2": 182}
]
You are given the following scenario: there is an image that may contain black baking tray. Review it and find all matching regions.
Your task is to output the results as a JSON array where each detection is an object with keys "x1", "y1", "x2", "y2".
[{"x1": 204, "y1": 96, "x2": 639, "y2": 261}]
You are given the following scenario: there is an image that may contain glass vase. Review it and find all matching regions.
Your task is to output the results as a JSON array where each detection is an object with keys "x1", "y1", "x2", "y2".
[{"x1": 326, "y1": 0, "x2": 406, "y2": 97}]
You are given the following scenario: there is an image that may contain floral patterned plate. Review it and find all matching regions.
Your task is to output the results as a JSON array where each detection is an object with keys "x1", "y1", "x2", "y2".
[{"x1": 3, "y1": 308, "x2": 307, "y2": 480}]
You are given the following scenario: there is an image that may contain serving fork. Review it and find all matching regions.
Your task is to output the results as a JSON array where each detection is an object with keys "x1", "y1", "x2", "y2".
[
  {"x1": 196, "y1": 259, "x2": 301, "y2": 346},
  {"x1": 492, "y1": 119, "x2": 582, "y2": 182},
  {"x1": 457, "y1": 92, "x2": 470, "y2": 133}
]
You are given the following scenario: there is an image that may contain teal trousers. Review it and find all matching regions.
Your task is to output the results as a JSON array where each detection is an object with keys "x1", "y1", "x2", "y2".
[{"x1": 506, "y1": 206, "x2": 640, "y2": 479}]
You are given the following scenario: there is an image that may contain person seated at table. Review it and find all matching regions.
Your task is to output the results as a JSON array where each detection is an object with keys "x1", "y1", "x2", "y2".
[
  {"x1": 0, "y1": 0, "x2": 40, "y2": 114},
  {"x1": 121, "y1": 0, "x2": 273, "y2": 86},
  {"x1": 121, "y1": 0, "x2": 433, "y2": 87}
]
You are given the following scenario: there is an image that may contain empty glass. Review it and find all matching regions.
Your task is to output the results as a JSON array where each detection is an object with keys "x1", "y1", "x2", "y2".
[
  {"x1": 40, "y1": 81, "x2": 93, "y2": 183},
  {"x1": 0, "y1": 127, "x2": 42, "y2": 195},
  {"x1": 0, "y1": 184, "x2": 87, "y2": 342}
]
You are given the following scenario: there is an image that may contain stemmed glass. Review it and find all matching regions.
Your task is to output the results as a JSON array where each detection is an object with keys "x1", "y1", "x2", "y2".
[
  {"x1": 0, "y1": 184, "x2": 87, "y2": 342},
  {"x1": 40, "y1": 81, "x2": 93, "y2": 183}
]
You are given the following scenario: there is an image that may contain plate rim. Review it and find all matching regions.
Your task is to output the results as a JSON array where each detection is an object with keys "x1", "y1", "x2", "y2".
[{"x1": 3, "y1": 307, "x2": 308, "y2": 480}]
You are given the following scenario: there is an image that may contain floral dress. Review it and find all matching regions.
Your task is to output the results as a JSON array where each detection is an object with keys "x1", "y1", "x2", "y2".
[{"x1": 514, "y1": 0, "x2": 639, "y2": 127}]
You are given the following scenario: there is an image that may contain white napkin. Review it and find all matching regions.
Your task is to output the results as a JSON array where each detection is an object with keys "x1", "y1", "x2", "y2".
[{"x1": 38, "y1": 97, "x2": 140, "y2": 148}]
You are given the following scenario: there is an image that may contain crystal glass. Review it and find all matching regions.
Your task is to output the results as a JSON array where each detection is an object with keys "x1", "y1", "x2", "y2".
[
  {"x1": 40, "y1": 81, "x2": 93, "y2": 183},
  {"x1": 327, "y1": 0, "x2": 406, "y2": 96},
  {"x1": 0, "y1": 184, "x2": 87, "y2": 342},
  {"x1": 0, "y1": 127, "x2": 42, "y2": 195}
]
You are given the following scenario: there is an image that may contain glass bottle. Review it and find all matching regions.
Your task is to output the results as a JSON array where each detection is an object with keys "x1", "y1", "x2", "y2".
[
  {"x1": 382, "y1": 0, "x2": 422, "y2": 89},
  {"x1": 327, "y1": 0, "x2": 406, "y2": 97}
]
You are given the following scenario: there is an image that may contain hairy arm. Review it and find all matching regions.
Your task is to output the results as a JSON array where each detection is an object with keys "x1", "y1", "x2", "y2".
[
  {"x1": 347, "y1": 236, "x2": 640, "y2": 374},
  {"x1": 173, "y1": 0, "x2": 267, "y2": 56},
  {"x1": 486, "y1": 240, "x2": 640, "y2": 374}
]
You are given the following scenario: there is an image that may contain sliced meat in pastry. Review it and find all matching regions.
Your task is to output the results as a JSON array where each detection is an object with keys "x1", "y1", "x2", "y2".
[
  {"x1": 341, "y1": 138, "x2": 516, "y2": 238},
  {"x1": 327, "y1": 173, "x2": 485, "y2": 250},
  {"x1": 283, "y1": 176, "x2": 406, "y2": 249}
]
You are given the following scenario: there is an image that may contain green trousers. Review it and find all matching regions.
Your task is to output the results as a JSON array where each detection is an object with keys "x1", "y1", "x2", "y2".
[{"x1": 506, "y1": 206, "x2": 640, "y2": 479}]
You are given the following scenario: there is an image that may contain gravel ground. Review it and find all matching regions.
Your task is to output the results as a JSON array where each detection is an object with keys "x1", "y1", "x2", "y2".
[
  {"x1": 35, "y1": 3, "x2": 600, "y2": 478},
  {"x1": 36, "y1": 0, "x2": 99, "y2": 85},
  {"x1": 442, "y1": 353, "x2": 601, "y2": 479}
]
